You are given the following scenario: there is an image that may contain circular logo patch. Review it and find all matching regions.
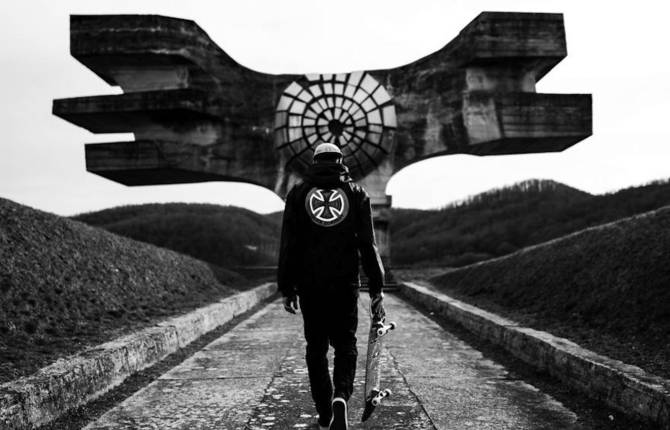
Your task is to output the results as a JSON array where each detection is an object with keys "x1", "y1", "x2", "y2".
[{"x1": 305, "y1": 187, "x2": 350, "y2": 227}]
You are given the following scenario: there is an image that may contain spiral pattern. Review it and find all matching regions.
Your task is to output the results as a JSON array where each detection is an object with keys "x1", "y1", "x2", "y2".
[{"x1": 274, "y1": 72, "x2": 396, "y2": 180}]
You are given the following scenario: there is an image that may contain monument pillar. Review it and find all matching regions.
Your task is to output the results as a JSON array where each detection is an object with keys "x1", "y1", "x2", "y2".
[{"x1": 357, "y1": 159, "x2": 394, "y2": 277}]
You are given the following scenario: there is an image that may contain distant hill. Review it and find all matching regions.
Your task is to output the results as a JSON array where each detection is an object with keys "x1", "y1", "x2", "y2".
[
  {"x1": 264, "y1": 211, "x2": 284, "y2": 225},
  {"x1": 429, "y1": 205, "x2": 670, "y2": 379},
  {"x1": 391, "y1": 178, "x2": 670, "y2": 267},
  {"x1": 74, "y1": 203, "x2": 281, "y2": 270},
  {"x1": 0, "y1": 198, "x2": 242, "y2": 383},
  {"x1": 73, "y1": 178, "x2": 670, "y2": 270}
]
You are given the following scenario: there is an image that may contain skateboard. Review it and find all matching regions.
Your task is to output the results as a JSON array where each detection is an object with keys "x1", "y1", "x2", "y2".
[{"x1": 361, "y1": 304, "x2": 396, "y2": 422}]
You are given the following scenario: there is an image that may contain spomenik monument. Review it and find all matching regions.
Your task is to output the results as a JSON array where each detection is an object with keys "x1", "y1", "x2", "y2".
[{"x1": 53, "y1": 12, "x2": 592, "y2": 275}]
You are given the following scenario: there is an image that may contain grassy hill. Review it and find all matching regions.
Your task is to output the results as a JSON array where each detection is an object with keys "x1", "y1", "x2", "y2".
[
  {"x1": 264, "y1": 210, "x2": 284, "y2": 226},
  {"x1": 391, "y1": 178, "x2": 670, "y2": 267},
  {"x1": 0, "y1": 198, "x2": 243, "y2": 383},
  {"x1": 72, "y1": 179, "x2": 670, "y2": 272},
  {"x1": 428, "y1": 205, "x2": 670, "y2": 379},
  {"x1": 74, "y1": 203, "x2": 281, "y2": 271}
]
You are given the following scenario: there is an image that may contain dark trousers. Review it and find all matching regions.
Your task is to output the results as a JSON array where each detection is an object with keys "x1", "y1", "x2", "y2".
[{"x1": 299, "y1": 284, "x2": 358, "y2": 420}]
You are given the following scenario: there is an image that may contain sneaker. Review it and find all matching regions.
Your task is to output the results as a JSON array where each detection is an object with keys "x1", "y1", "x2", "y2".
[
  {"x1": 318, "y1": 414, "x2": 333, "y2": 430},
  {"x1": 331, "y1": 397, "x2": 348, "y2": 430}
]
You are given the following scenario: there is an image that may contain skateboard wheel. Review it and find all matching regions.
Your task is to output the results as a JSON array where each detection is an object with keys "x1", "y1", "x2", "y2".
[
  {"x1": 377, "y1": 322, "x2": 397, "y2": 337},
  {"x1": 371, "y1": 389, "x2": 391, "y2": 406}
]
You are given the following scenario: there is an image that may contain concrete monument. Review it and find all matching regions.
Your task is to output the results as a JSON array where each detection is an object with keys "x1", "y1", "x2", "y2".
[{"x1": 53, "y1": 12, "x2": 592, "y2": 270}]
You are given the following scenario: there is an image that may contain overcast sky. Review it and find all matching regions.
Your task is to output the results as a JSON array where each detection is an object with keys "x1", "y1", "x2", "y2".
[{"x1": 1, "y1": 0, "x2": 669, "y2": 216}]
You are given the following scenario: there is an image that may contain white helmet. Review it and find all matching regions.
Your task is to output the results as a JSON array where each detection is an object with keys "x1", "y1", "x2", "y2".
[{"x1": 313, "y1": 142, "x2": 342, "y2": 161}]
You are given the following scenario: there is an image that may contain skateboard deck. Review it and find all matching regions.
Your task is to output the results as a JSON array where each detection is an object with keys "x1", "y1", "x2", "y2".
[{"x1": 361, "y1": 307, "x2": 396, "y2": 422}]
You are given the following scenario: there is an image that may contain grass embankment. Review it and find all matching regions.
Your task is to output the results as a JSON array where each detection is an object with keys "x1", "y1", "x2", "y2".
[
  {"x1": 428, "y1": 206, "x2": 670, "y2": 379},
  {"x1": 0, "y1": 198, "x2": 244, "y2": 383}
]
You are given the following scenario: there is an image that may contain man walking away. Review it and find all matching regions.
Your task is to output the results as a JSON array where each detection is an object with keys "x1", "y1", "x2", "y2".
[{"x1": 278, "y1": 142, "x2": 386, "y2": 430}]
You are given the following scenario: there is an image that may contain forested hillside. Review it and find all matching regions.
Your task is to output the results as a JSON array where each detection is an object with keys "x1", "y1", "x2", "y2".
[
  {"x1": 391, "y1": 178, "x2": 670, "y2": 267},
  {"x1": 74, "y1": 203, "x2": 280, "y2": 270},
  {"x1": 73, "y1": 178, "x2": 670, "y2": 269}
]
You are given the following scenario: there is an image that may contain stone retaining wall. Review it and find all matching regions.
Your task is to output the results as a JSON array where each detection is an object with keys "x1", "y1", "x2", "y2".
[
  {"x1": 398, "y1": 282, "x2": 670, "y2": 429},
  {"x1": 0, "y1": 283, "x2": 277, "y2": 429}
]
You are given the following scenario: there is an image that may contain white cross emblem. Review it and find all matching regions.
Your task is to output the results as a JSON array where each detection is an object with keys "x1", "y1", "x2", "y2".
[{"x1": 305, "y1": 187, "x2": 350, "y2": 227}]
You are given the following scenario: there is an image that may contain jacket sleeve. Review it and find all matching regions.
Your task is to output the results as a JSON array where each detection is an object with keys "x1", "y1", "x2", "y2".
[
  {"x1": 277, "y1": 187, "x2": 299, "y2": 297},
  {"x1": 356, "y1": 189, "x2": 385, "y2": 296}
]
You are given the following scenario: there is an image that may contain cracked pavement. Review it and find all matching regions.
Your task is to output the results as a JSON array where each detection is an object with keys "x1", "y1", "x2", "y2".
[{"x1": 83, "y1": 295, "x2": 591, "y2": 429}]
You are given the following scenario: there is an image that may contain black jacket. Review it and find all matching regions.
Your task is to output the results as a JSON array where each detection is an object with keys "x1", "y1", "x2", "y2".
[{"x1": 277, "y1": 161, "x2": 385, "y2": 297}]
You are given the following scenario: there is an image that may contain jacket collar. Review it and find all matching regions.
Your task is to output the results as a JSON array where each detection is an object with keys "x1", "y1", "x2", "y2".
[{"x1": 305, "y1": 162, "x2": 352, "y2": 188}]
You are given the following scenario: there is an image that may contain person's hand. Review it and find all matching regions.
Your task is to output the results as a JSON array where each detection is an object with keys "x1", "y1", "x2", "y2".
[
  {"x1": 283, "y1": 295, "x2": 299, "y2": 314},
  {"x1": 370, "y1": 292, "x2": 386, "y2": 322}
]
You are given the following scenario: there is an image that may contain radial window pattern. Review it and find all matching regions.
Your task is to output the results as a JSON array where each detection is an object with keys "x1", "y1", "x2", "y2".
[{"x1": 274, "y1": 72, "x2": 396, "y2": 180}]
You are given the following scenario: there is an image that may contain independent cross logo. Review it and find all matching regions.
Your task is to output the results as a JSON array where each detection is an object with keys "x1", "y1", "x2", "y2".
[{"x1": 305, "y1": 187, "x2": 350, "y2": 227}]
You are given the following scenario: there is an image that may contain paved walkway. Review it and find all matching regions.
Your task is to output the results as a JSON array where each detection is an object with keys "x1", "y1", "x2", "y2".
[{"x1": 84, "y1": 295, "x2": 586, "y2": 429}]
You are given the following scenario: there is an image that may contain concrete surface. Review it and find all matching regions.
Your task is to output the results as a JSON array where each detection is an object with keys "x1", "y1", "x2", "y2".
[
  {"x1": 398, "y1": 282, "x2": 670, "y2": 428},
  {"x1": 84, "y1": 295, "x2": 587, "y2": 429},
  {"x1": 54, "y1": 13, "x2": 591, "y2": 195},
  {"x1": 0, "y1": 283, "x2": 276, "y2": 429}
]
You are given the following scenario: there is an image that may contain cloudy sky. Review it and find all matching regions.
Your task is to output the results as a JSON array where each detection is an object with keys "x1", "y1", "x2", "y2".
[{"x1": 1, "y1": 0, "x2": 669, "y2": 215}]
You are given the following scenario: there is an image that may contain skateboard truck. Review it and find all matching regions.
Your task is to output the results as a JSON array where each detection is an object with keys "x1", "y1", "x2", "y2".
[
  {"x1": 375, "y1": 321, "x2": 396, "y2": 337},
  {"x1": 362, "y1": 388, "x2": 392, "y2": 421},
  {"x1": 371, "y1": 388, "x2": 392, "y2": 406}
]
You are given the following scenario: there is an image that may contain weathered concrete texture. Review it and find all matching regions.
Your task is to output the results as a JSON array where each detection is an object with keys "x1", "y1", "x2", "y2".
[
  {"x1": 0, "y1": 283, "x2": 276, "y2": 429},
  {"x1": 375, "y1": 13, "x2": 592, "y2": 171},
  {"x1": 53, "y1": 14, "x2": 296, "y2": 191},
  {"x1": 83, "y1": 295, "x2": 587, "y2": 429},
  {"x1": 398, "y1": 282, "x2": 670, "y2": 428},
  {"x1": 53, "y1": 12, "x2": 591, "y2": 196},
  {"x1": 55, "y1": 87, "x2": 281, "y2": 189},
  {"x1": 382, "y1": 295, "x2": 582, "y2": 430},
  {"x1": 82, "y1": 140, "x2": 278, "y2": 188},
  {"x1": 385, "y1": 298, "x2": 580, "y2": 429},
  {"x1": 83, "y1": 302, "x2": 297, "y2": 430},
  {"x1": 244, "y1": 301, "x2": 435, "y2": 430}
]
